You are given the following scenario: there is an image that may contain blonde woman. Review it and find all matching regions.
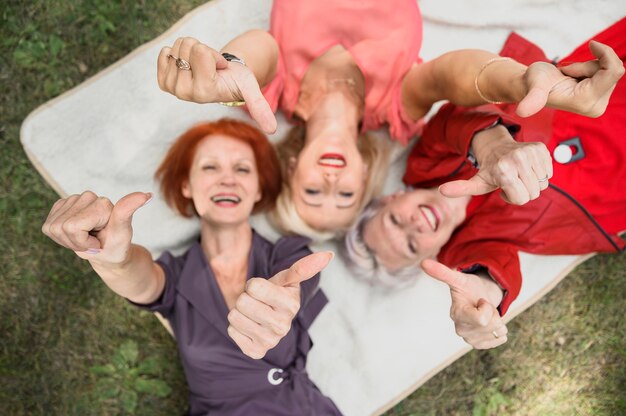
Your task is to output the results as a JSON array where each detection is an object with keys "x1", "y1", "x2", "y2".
[{"x1": 158, "y1": 0, "x2": 622, "y2": 240}]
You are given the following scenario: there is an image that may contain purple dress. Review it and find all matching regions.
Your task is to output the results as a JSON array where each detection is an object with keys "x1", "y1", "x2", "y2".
[{"x1": 134, "y1": 231, "x2": 341, "y2": 416}]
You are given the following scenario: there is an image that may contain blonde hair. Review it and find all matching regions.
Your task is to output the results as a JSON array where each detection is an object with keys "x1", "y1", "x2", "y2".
[{"x1": 270, "y1": 125, "x2": 391, "y2": 242}]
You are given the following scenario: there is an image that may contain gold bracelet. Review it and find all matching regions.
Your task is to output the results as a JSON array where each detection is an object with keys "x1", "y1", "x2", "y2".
[{"x1": 474, "y1": 57, "x2": 514, "y2": 104}]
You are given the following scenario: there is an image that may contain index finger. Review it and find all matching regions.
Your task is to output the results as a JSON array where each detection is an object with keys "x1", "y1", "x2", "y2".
[
  {"x1": 157, "y1": 46, "x2": 172, "y2": 91},
  {"x1": 586, "y1": 40, "x2": 625, "y2": 93},
  {"x1": 269, "y1": 251, "x2": 334, "y2": 287}
]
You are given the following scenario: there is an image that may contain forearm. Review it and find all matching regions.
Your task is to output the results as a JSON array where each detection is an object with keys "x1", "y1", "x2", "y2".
[
  {"x1": 89, "y1": 244, "x2": 165, "y2": 304},
  {"x1": 221, "y1": 29, "x2": 279, "y2": 88},
  {"x1": 402, "y1": 50, "x2": 528, "y2": 119}
]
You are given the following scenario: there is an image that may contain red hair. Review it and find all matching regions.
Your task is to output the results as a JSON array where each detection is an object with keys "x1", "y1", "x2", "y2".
[{"x1": 155, "y1": 118, "x2": 281, "y2": 217}]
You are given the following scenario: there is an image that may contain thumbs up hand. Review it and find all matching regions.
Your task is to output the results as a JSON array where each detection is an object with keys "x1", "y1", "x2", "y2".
[
  {"x1": 421, "y1": 259, "x2": 508, "y2": 349},
  {"x1": 227, "y1": 251, "x2": 334, "y2": 359},
  {"x1": 42, "y1": 191, "x2": 151, "y2": 265},
  {"x1": 439, "y1": 124, "x2": 552, "y2": 205}
]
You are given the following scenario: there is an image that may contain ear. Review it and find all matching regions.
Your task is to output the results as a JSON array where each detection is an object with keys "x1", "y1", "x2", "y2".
[
  {"x1": 288, "y1": 156, "x2": 297, "y2": 176},
  {"x1": 255, "y1": 189, "x2": 262, "y2": 203},
  {"x1": 181, "y1": 180, "x2": 192, "y2": 199}
]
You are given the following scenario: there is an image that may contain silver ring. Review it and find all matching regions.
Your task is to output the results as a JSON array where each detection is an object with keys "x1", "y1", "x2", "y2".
[
  {"x1": 492, "y1": 330, "x2": 499, "y2": 339},
  {"x1": 166, "y1": 53, "x2": 178, "y2": 60},
  {"x1": 537, "y1": 175, "x2": 549, "y2": 183}
]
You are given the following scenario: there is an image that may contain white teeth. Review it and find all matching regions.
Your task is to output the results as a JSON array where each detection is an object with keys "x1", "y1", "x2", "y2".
[
  {"x1": 319, "y1": 158, "x2": 345, "y2": 167},
  {"x1": 211, "y1": 196, "x2": 240, "y2": 203},
  {"x1": 420, "y1": 206, "x2": 437, "y2": 231}
]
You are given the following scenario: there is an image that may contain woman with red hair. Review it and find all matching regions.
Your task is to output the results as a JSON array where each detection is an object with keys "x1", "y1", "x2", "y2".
[{"x1": 42, "y1": 119, "x2": 342, "y2": 415}]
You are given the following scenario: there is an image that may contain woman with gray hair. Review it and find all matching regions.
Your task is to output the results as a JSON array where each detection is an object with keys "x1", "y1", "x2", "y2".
[
  {"x1": 345, "y1": 20, "x2": 626, "y2": 351},
  {"x1": 156, "y1": 0, "x2": 620, "y2": 241}
]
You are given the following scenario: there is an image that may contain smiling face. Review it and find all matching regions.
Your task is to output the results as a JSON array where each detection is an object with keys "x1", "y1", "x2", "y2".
[
  {"x1": 289, "y1": 134, "x2": 368, "y2": 231},
  {"x1": 362, "y1": 188, "x2": 470, "y2": 270},
  {"x1": 182, "y1": 134, "x2": 261, "y2": 226}
]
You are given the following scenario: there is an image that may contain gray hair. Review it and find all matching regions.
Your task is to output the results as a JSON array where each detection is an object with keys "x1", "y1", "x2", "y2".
[{"x1": 343, "y1": 197, "x2": 422, "y2": 288}]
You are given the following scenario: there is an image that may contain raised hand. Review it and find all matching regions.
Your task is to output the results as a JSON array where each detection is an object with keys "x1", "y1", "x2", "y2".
[
  {"x1": 227, "y1": 251, "x2": 333, "y2": 359},
  {"x1": 517, "y1": 40, "x2": 625, "y2": 118},
  {"x1": 42, "y1": 191, "x2": 152, "y2": 264},
  {"x1": 421, "y1": 259, "x2": 507, "y2": 349},
  {"x1": 439, "y1": 125, "x2": 553, "y2": 205},
  {"x1": 157, "y1": 37, "x2": 277, "y2": 134}
]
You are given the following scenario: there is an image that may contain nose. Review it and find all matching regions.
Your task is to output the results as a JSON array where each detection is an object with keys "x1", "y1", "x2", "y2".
[
  {"x1": 407, "y1": 212, "x2": 425, "y2": 233},
  {"x1": 323, "y1": 171, "x2": 339, "y2": 182},
  {"x1": 220, "y1": 171, "x2": 237, "y2": 186}
]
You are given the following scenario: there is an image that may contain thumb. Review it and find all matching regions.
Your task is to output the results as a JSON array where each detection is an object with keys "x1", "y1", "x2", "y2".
[
  {"x1": 109, "y1": 192, "x2": 152, "y2": 232},
  {"x1": 421, "y1": 258, "x2": 466, "y2": 292},
  {"x1": 439, "y1": 175, "x2": 497, "y2": 198},
  {"x1": 270, "y1": 251, "x2": 334, "y2": 287},
  {"x1": 516, "y1": 85, "x2": 549, "y2": 117},
  {"x1": 238, "y1": 75, "x2": 278, "y2": 134},
  {"x1": 475, "y1": 298, "x2": 496, "y2": 326}
]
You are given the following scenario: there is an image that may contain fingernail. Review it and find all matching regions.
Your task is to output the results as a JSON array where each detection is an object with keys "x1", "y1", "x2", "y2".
[
  {"x1": 86, "y1": 248, "x2": 100, "y2": 254},
  {"x1": 142, "y1": 193, "x2": 153, "y2": 207}
]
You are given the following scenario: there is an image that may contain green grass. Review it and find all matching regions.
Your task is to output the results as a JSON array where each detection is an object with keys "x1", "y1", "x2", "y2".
[{"x1": 1, "y1": 1, "x2": 624, "y2": 415}]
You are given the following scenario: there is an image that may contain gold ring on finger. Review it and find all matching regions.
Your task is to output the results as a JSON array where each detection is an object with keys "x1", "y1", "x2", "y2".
[{"x1": 175, "y1": 57, "x2": 191, "y2": 71}]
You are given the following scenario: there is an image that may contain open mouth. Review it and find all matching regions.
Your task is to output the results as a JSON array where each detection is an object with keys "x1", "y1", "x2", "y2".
[
  {"x1": 419, "y1": 205, "x2": 440, "y2": 231},
  {"x1": 318, "y1": 153, "x2": 346, "y2": 168},
  {"x1": 211, "y1": 193, "x2": 241, "y2": 206}
]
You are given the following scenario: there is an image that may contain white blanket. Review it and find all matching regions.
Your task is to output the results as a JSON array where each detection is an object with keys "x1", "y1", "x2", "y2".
[{"x1": 20, "y1": 1, "x2": 623, "y2": 414}]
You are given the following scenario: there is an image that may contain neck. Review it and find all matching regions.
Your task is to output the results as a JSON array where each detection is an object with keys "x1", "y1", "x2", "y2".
[
  {"x1": 200, "y1": 221, "x2": 252, "y2": 276},
  {"x1": 305, "y1": 91, "x2": 361, "y2": 144}
]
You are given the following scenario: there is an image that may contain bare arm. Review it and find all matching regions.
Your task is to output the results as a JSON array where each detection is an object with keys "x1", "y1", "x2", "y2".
[
  {"x1": 89, "y1": 244, "x2": 165, "y2": 305},
  {"x1": 402, "y1": 41, "x2": 624, "y2": 121},
  {"x1": 220, "y1": 29, "x2": 280, "y2": 89}
]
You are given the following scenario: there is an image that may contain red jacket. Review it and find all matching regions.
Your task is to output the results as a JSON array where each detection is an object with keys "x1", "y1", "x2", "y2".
[{"x1": 403, "y1": 19, "x2": 626, "y2": 315}]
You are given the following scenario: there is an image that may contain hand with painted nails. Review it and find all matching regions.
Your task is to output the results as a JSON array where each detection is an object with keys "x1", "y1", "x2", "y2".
[
  {"x1": 157, "y1": 36, "x2": 277, "y2": 134},
  {"x1": 42, "y1": 191, "x2": 152, "y2": 265},
  {"x1": 421, "y1": 259, "x2": 508, "y2": 349},
  {"x1": 517, "y1": 40, "x2": 625, "y2": 118},
  {"x1": 439, "y1": 124, "x2": 553, "y2": 205},
  {"x1": 227, "y1": 251, "x2": 333, "y2": 359}
]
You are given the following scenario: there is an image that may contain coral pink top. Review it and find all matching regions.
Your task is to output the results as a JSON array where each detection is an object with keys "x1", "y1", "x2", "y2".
[{"x1": 262, "y1": 0, "x2": 424, "y2": 145}]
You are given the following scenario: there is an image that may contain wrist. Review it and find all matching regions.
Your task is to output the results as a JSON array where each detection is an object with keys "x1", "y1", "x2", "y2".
[
  {"x1": 471, "y1": 124, "x2": 512, "y2": 163},
  {"x1": 88, "y1": 245, "x2": 134, "y2": 272},
  {"x1": 479, "y1": 273, "x2": 504, "y2": 306}
]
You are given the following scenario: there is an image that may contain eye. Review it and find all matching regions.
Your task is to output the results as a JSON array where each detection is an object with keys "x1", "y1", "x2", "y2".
[
  {"x1": 339, "y1": 191, "x2": 354, "y2": 198},
  {"x1": 236, "y1": 166, "x2": 251, "y2": 173},
  {"x1": 390, "y1": 213, "x2": 399, "y2": 225},
  {"x1": 202, "y1": 165, "x2": 216, "y2": 171},
  {"x1": 305, "y1": 189, "x2": 320, "y2": 195},
  {"x1": 408, "y1": 240, "x2": 417, "y2": 255}
]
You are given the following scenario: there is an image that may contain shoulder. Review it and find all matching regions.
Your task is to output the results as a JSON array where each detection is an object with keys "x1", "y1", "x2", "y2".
[{"x1": 155, "y1": 243, "x2": 196, "y2": 279}]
